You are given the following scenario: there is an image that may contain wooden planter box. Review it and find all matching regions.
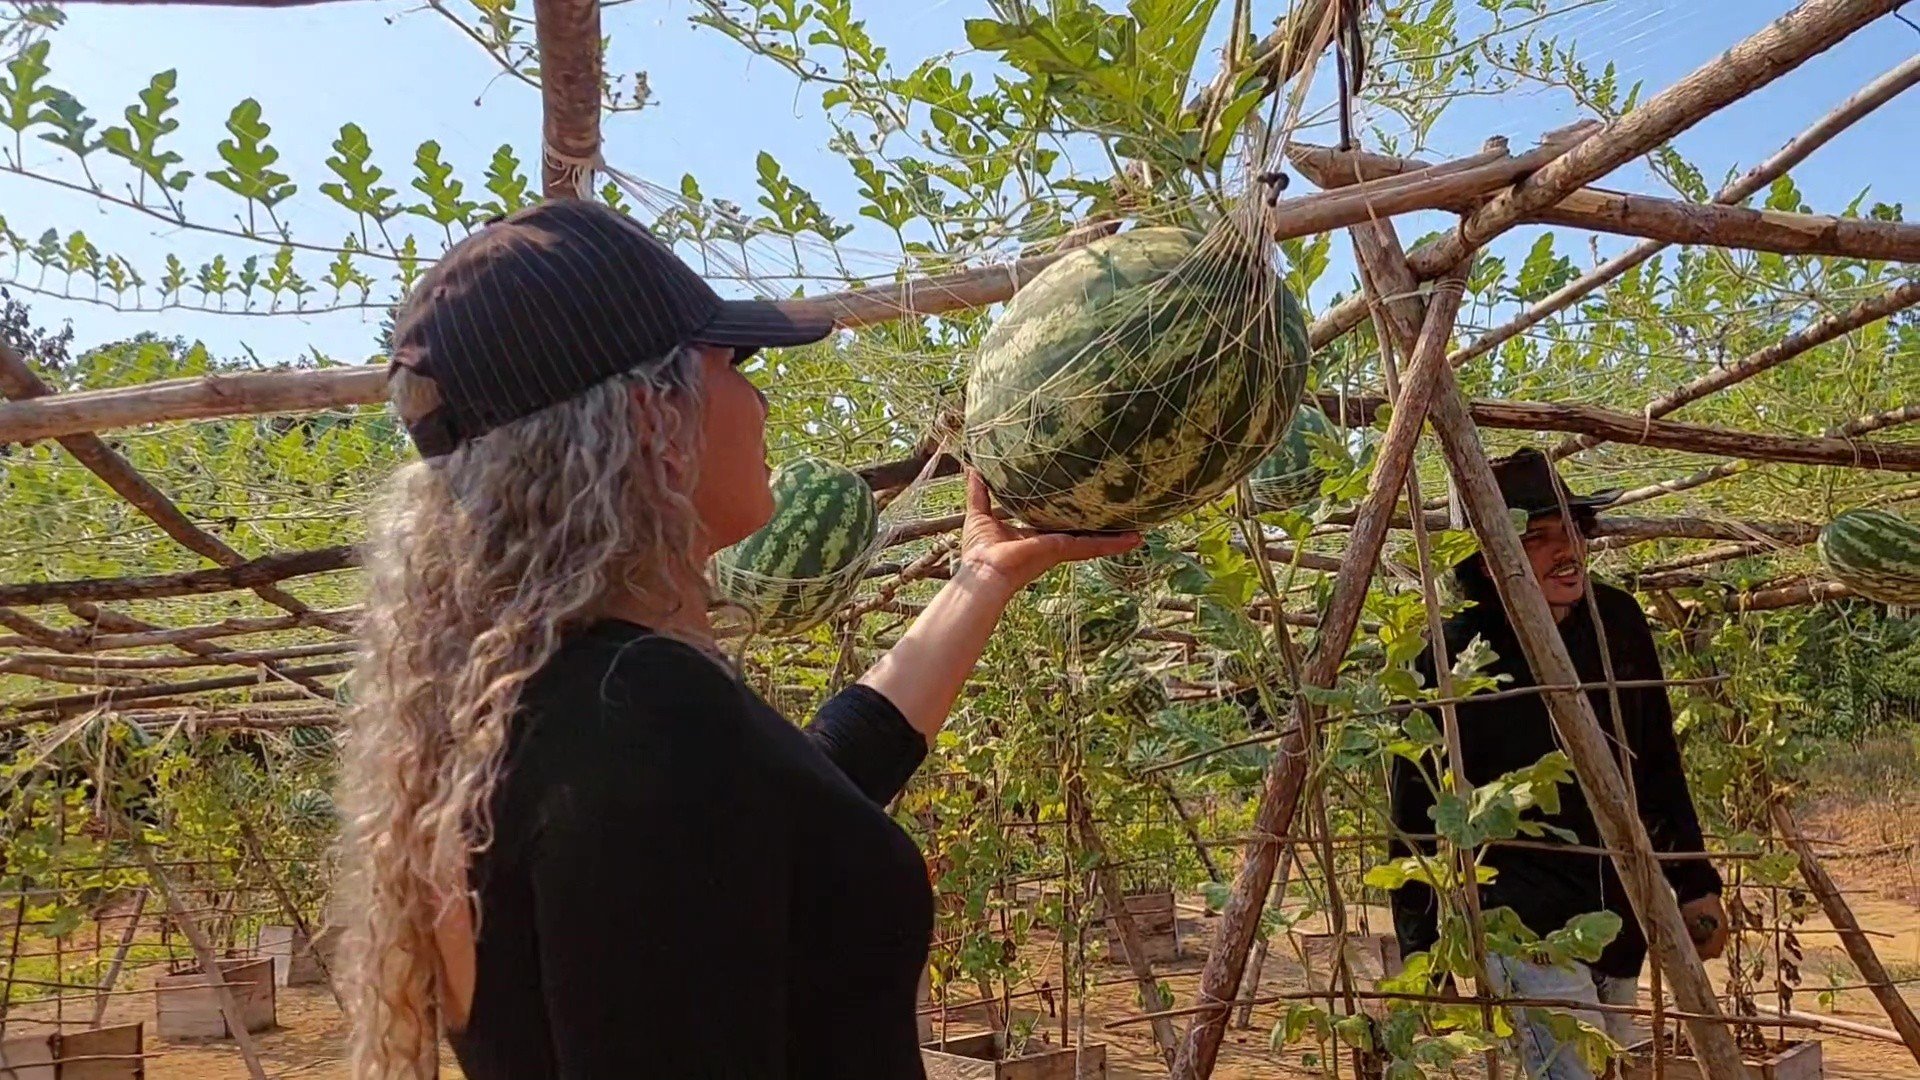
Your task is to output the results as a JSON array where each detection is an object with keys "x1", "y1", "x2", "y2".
[
  {"x1": 1620, "y1": 1037, "x2": 1821, "y2": 1080},
  {"x1": 0, "y1": 1023, "x2": 144, "y2": 1079},
  {"x1": 1097, "y1": 890, "x2": 1180, "y2": 965},
  {"x1": 256, "y1": 925, "x2": 334, "y2": 987},
  {"x1": 921, "y1": 1031, "x2": 1107, "y2": 1080},
  {"x1": 1293, "y1": 931, "x2": 1400, "y2": 979},
  {"x1": 154, "y1": 957, "x2": 275, "y2": 1041}
]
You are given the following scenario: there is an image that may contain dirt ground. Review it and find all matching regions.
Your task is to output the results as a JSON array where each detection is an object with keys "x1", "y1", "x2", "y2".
[{"x1": 8, "y1": 797, "x2": 1920, "y2": 1078}]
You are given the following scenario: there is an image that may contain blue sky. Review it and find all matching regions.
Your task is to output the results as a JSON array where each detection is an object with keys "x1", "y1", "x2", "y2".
[{"x1": 8, "y1": 0, "x2": 1917, "y2": 364}]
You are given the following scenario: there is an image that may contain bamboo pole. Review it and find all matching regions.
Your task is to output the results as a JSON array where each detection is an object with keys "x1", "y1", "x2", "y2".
[
  {"x1": 1770, "y1": 803, "x2": 1920, "y2": 1064},
  {"x1": 1425, "y1": 354, "x2": 1754, "y2": 1080},
  {"x1": 1449, "y1": 51, "x2": 1920, "y2": 368},
  {"x1": 1169, "y1": 251, "x2": 1472, "y2": 1080},
  {"x1": 1353, "y1": 220, "x2": 1750, "y2": 1079}
]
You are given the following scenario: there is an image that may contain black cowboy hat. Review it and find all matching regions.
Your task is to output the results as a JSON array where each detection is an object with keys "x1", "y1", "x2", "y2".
[{"x1": 1491, "y1": 448, "x2": 1621, "y2": 518}]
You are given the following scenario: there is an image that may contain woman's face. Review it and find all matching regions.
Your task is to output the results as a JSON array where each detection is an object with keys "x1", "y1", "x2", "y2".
[{"x1": 685, "y1": 344, "x2": 777, "y2": 555}]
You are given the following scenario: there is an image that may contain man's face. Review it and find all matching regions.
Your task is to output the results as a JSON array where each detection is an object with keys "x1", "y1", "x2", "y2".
[{"x1": 1521, "y1": 513, "x2": 1588, "y2": 610}]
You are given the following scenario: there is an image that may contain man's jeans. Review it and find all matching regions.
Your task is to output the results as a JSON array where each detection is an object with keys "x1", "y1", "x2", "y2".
[{"x1": 1486, "y1": 954, "x2": 1636, "y2": 1080}]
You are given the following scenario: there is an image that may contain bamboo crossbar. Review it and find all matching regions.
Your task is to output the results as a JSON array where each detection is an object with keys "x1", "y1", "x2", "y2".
[
  {"x1": 0, "y1": 545, "x2": 359, "y2": 606},
  {"x1": 1448, "y1": 52, "x2": 1920, "y2": 369},
  {"x1": 1557, "y1": 279, "x2": 1920, "y2": 457},
  {"x1": 3, "y1": 659, "x2": 353, "y2": 718},
  {"x1": 0, "y1": 135, "x2": 1599, "y2": 450},
  {"x1": 1289, "y1": 143, "x2": 1920, "y2": 261},
  {"x1": 1315, "y1": 390, "x2": 1920, "y2": 471},
  {"x1": 0, "y1": 609, "x2": 358, "y2": 652}
]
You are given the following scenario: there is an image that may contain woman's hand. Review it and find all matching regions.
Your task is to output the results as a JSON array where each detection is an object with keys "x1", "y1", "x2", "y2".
[
  {"x1": 857, "y1": 471, "x2": 1141, "y2": 741},
  {"x1": 956, "y1": 470, "x2": 1140, "y2": 595}
]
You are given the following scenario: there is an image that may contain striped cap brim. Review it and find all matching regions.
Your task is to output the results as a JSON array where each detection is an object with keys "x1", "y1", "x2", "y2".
[{"x1": 693, "y1": 297, "x2": 837, "y2": 360}]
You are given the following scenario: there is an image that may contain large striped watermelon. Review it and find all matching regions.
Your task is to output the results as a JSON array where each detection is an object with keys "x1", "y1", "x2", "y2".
[
  {"x1": 964, "y1": 225, "x2": 1312, "y2": 531},
  {"x1": 714, "y1": 456, "x2": 880, "y2": 636},
  {"x1": 1819, "y1": 509, "x2": 1920, "y2": 604},
  {"x1": 1249, "y1": 403, "x2": 1338, "y2": 512}
]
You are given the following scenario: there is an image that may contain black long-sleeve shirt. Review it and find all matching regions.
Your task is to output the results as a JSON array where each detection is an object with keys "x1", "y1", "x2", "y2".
[
  {"x1": 1387, "y1": 581, "x2": 1721, "y2": 978},
  {"x1": 449, "y1": 620, "x2": 934, "y2": 1078}
]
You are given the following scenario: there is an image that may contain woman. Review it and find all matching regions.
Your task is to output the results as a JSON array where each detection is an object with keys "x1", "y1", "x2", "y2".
[{"x1": 337, "y1": 199, "x2": 1135, "y2": 1078}]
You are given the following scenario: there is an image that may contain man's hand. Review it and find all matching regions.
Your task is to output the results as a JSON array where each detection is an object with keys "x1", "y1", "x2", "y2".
[{"x1": 1681, "y1": 894, "x2": 1728, "y2": 961}]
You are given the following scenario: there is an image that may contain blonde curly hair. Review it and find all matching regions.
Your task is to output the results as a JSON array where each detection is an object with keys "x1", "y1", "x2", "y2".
[{"x1": 336, "y1": 346, "x2": 707, "y2": 1076}]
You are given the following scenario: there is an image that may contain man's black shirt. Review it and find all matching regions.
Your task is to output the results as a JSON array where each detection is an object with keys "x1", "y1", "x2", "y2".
[{"x1": 1388, "y1": 581, "x2": 1722, "y2": 978}]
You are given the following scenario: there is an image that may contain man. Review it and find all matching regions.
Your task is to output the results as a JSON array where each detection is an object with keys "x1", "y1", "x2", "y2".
[{"x1": 1387, "y1": 449, "x2": 1728, "y2": 1080}]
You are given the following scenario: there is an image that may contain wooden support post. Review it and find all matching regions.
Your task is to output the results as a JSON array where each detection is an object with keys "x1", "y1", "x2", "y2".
[
  {"x1": 1770, "y1": 803, "x2": 1920, "y2": 1066},
  {"x1": 235, "y1": 809, "x2": 344, "y2": 1009},
  {"x1": 91, "y1": 887, "x2": 148, "y2": 1027},
  {"x1": 1169, "y1": 260, "x2": 1471, "y2": 1080},
  {"x1": 1352, "y1": 215, "x2": 1751, "y2": 1080},
  {"x1": 1153, "y1": 775, "x2": 1223, "y2": 884},
  {"x1": 534, "y1": 0, "x2": 602, "y2": 197},
  {"x1": 1071, "y1": 797, "x2": 1177, "y2": 1065},
  {"x1": 1233, "y1": 846, "x2": 1295, "y2": 1030},
  {"x1": 112, "y1": 810, "x2": 270, "y2": 1080}
]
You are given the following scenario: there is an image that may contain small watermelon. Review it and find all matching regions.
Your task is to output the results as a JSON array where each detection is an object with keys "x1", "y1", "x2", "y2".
[
  {"x1": 964, "y1": 226, "x2": 1311, "y2": 531},
  {"x1": 1096, "y1": 657, "x2": 1171, "y2": 721},
  {"x1": 1819, "y1": 509, "x2": 1920, "y2": 605},
  {"x1": 288, "y1": 788, "x2": 337, "y2": 828},
  {"x1": 714, "y1": 456, "x2": 880, "y2": 636},
  {"x1": 1096, "y1": 530, "x2": 1170, "y2": 591},
  {"x1": 1039, "y1": 587, "x2": 1141, "y2": 661},
  {"x1": 1250, "y1": 403, "x2": 1339, "y2": 512},
  {"x1": 288, "y1": 725, "x2": 336, "y2": 756}
]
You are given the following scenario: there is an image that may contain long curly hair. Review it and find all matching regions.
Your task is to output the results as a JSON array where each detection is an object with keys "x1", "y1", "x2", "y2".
[{"x1": 336, "y1": 346, "x2": 707, "y2": 1076}]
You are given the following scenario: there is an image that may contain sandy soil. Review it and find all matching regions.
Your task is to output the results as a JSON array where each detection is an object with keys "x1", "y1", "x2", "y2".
[{"x1": 7, "y1": 798, "x2": 1920, "y2": 1078}]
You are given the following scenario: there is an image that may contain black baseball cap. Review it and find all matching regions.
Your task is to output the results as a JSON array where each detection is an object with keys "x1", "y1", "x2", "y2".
[
  {"x1": 1491, "y1": 448, "x2": 1621, "y2": 518},
  {"x1": 388, "y1": 198, "x2": 837, "y2": 458}
]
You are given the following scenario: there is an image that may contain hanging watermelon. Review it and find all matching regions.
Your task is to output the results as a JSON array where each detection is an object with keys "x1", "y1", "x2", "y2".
[
  {"x1": 964, "y1": 226, "x2": 1311, "y2": 531},
  {"x1": 714, "y1": 456, "x2": 880, "y2": 636},
  {"x1": 1818, "y1": 509, "x2": 1920, "y2": 605}
]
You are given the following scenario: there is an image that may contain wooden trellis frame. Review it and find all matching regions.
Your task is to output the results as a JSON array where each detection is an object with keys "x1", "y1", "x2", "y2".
[{"x1": 4, "y1": 1, "x2": 1920, "y2": 1079}]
